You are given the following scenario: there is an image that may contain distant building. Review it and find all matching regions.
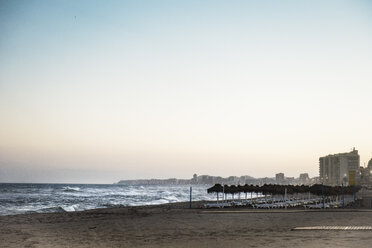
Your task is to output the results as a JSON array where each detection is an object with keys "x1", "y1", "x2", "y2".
[
  {"x1": 299, "y1": 173, "x2": 310, "y2": 184},
  {"x1": 311, "y1": 176, "x2": 320, "y2": 184},
  {"x1": 319, "y1": 148, "x2": 360, "y2": 186},
  {"x1": 275, "y1": 173, "x2": 285, "y2": 184},
  {"x1": 360, "y1": 158, "x2": 372, "y2": 185},
  {"x1": 299, "y1": 173, "x2": 309, "y2": 181},
  {"x1": 286, "y1": 177, "x2": 295, "y2": 184},
  {"x1": 191, "y1": 174, "x2": 198, "y2": 183},
  {"x1": 360, "y1": 167, "x2": 370, "y2": 185}
]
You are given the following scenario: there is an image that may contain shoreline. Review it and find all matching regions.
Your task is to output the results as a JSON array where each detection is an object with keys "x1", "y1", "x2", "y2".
[
  {"x1": 0, "y1": 200, "x2": 214, "y2": 217},
  {"x1": 0, "y1": 197, "x2": 362, "y2": 218}
]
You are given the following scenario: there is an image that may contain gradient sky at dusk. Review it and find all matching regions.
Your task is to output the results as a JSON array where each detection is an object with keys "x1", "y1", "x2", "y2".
[{"x1": 1, "y1": 0, "x2": 372, "y2": 183}]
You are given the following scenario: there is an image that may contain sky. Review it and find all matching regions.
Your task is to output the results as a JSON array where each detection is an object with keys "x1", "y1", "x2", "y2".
[{"x1": 0, "y1": 0, "x2": 372, "y2": 183}]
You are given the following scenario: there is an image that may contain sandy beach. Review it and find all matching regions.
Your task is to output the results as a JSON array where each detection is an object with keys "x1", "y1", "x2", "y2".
[{"x1": 1, "y1": 201, "x2": 372, "y2": 248}]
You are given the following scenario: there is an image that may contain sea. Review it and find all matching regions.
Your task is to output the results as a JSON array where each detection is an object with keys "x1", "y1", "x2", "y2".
[{"x1": 0, "y1": 183, "x2": 217, "y2": 216}]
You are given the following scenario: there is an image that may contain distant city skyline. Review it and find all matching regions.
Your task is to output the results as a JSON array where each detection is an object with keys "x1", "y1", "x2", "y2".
[{"x1": 1, "y1": 0, "x2": 372, "y2": 183}]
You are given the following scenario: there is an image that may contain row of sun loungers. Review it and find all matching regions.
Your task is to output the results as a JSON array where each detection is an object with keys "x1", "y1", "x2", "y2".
[
  {"x1": 204, "y1": 198, "x2": 311, "y2": 209},
  {"x1": 304, "y1": 197, "x2": 354, "y2": 209},
  {"x1": 204, "y1": 197, "x2": 355, "y2": 209},
  {"x1": 253, "y1": 198, "x2": 318, "y2": 209},
  {"x1": 203, "y1": 202, "x2": 232, "y2": 208}
]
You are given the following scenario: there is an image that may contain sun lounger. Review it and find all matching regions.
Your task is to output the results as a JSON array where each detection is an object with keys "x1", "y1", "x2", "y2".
[{"x1": 203, "y1": 202, "x2": 232, "y2": 208}]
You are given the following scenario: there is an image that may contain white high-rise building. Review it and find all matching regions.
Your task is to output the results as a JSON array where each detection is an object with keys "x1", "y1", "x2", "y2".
[{"x1": 319, "y1": 148, "x2": 360, "y2": 186}]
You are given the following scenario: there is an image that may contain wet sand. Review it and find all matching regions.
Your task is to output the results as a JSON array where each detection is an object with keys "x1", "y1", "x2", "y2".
[{"x1": 1, "y1": 201, "x2": 372, "y2": 247}]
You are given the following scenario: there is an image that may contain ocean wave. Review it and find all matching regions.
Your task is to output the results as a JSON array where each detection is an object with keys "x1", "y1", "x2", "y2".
[
  {"x1": 149, "y1": 199, "x2": 170, "y2": 205},
  {"x1": 37, "y1": 206, "x2": 68, "y2": 213},
  {"x1": 100, "y1": 203, "x2": 127, "y2": 208},
  {"x1": 164, "y1": 195, "x2": 179, "y2": 202},
  {"x1": 0, "y1": 184, "x2": 215, "y2": 216},
  {"x1": 62, "y1": 186, "x2": 81, "y2": 192},
  {"x1": 61, "y1": 204, "x2": 82, "y2": 212}
]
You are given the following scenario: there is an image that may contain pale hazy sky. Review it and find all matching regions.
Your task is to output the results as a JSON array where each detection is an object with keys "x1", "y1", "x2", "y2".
[{"x1": 1, "y1": 0, "x2": 372, "y2": 183}]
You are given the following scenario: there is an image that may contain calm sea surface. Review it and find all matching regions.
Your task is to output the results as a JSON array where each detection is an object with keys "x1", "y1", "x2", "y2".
[{"x1": 0, "y1": 183, "x2": 217, "y2": 216}]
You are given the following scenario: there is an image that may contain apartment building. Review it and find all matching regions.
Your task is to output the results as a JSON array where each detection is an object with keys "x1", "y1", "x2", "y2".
[{"x1": 319, "y1": 148, "x2": 360, "y2": 186}]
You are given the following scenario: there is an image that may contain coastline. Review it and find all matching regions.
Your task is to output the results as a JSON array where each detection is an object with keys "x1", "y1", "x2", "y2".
[{"x1": 1, "y1": 201, "x2": 372, "y2": 247}]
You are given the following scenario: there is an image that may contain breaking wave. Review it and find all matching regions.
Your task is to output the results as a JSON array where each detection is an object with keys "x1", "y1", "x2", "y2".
[
  {"x1": 62, "y1": 186, "x2": 81, "y2": 192},
  {"x1": 0, "y1": 184, "x2": 215, "y2": 216}
]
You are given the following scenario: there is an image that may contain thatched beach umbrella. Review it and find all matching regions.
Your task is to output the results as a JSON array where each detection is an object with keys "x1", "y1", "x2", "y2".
[
  {"x1": 237, "y1": 185, "x2": 244, "y2": 201},
  {"x1": 207, "y1": 184, "x2": 224, "y2": 203},
  {"x1": 249, "y1": 184, "x2": 259, "y2": 200},
  {"x1": 229, "y1": 185, "x2": 238, "y2": 200},
  {"x1": 242, "y1": 184, "x2": 250, "y2": 200},
  {"x1": 223, "y1": 185, "x2": 229, "y2": 201}
]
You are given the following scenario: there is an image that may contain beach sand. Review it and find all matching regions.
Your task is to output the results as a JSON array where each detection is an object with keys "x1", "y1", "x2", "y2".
[{"x1": 1, "y1": 201, "x2": 372, "y2": 248}]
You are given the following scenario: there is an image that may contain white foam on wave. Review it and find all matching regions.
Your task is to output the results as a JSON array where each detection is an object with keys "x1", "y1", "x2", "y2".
[
  {"x1": 0, "y1": 184, "x2": 219, "y2": 216},
  {"x1": 164, "y1": 195, "x2": 179, "y2": 202},
  {"x1": 149, "y1": 199, "x2": 170, "y2": 205},
  {"x1": 62, "y1": 186, "x2": 81, "y2": 192},
  {"x1": 61, "y1": 204, "x2": 81, "y2": 212}
]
